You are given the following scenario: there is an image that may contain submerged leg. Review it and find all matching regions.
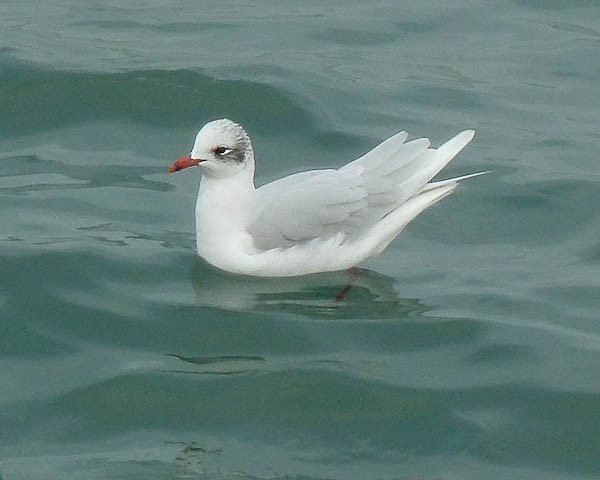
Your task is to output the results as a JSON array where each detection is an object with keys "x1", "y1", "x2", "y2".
[{"x1": 334, "y1": 267, "x2": 367, "y2": 302}]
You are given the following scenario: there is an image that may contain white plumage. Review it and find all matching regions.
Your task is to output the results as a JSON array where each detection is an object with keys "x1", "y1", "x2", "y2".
[{"x1": 170, "y1": 119, "x2": 481, "y2": 277}]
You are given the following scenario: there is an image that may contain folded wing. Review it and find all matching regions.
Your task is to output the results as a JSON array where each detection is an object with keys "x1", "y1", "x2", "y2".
[{"x1": 250, "y1": 130, "x2": 475, "y2": 250}]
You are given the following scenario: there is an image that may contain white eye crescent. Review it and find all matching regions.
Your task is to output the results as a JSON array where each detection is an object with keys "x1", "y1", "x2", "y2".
[{"x1": 214, "y1": 146, "x2": 232, "y2": 156}]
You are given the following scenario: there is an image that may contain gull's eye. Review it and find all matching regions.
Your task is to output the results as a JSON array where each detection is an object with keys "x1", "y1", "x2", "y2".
[{"x1": 214, "y1": 146, "x2": 231, "y2": 156}]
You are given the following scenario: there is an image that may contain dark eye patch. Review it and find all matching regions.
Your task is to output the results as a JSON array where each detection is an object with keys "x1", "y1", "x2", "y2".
[{"x1": 214, "y1": 146, "x2": 228, "y2": 156}]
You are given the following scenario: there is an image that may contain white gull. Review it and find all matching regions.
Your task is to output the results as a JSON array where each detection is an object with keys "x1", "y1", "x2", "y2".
[{"x1": 170, "y1": 119, "x2": 481, "y2": 277}]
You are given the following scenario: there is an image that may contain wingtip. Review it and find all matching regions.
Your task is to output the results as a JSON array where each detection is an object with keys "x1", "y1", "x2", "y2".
[
  {"x1": 461, "y1": 129, "x2": 476, "y2": 142},
  {"x1": 437, "y1": 129, "x2": 476, "y2": 159},
  {"x1": 420, "y1": 169, "x2": 490, "y2": 193},
  {"x1": 454, "y1": 170, "x2": 491, "y2": 182}
]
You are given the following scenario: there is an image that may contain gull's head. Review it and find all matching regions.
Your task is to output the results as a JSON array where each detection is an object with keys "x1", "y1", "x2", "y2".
[{"x1": 169, "y1": 119, "x2": 254, "y2": 178}]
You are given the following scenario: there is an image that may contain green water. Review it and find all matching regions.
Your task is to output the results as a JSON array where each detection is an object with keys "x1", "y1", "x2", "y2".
[{"x1": 1, "y1": 1, "x2": 600, "y2": 479}]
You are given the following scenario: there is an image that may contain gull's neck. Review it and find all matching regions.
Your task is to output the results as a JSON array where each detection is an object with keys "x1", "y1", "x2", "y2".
[
  {"x1": 197, "y1": 162, "x2": 256, "y2": 223},
  {"x1": 195, "y1": 162, "x2": 257, "y2": 263}
]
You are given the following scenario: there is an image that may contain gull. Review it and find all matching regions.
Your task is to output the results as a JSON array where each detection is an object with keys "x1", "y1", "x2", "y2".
[{"x1": 170, "y1": 119, "x2": 481, "y2": 277}]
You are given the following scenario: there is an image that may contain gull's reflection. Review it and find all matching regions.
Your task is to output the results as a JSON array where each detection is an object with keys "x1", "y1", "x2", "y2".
[{"x1": 189, "y1": 258, "x2": 429, "y2": 320}]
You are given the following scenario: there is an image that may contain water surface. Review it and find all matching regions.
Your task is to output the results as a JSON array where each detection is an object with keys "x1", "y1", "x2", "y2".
[{"x1": 1, "y1": 1, "x2": 600, "y2": 479}]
